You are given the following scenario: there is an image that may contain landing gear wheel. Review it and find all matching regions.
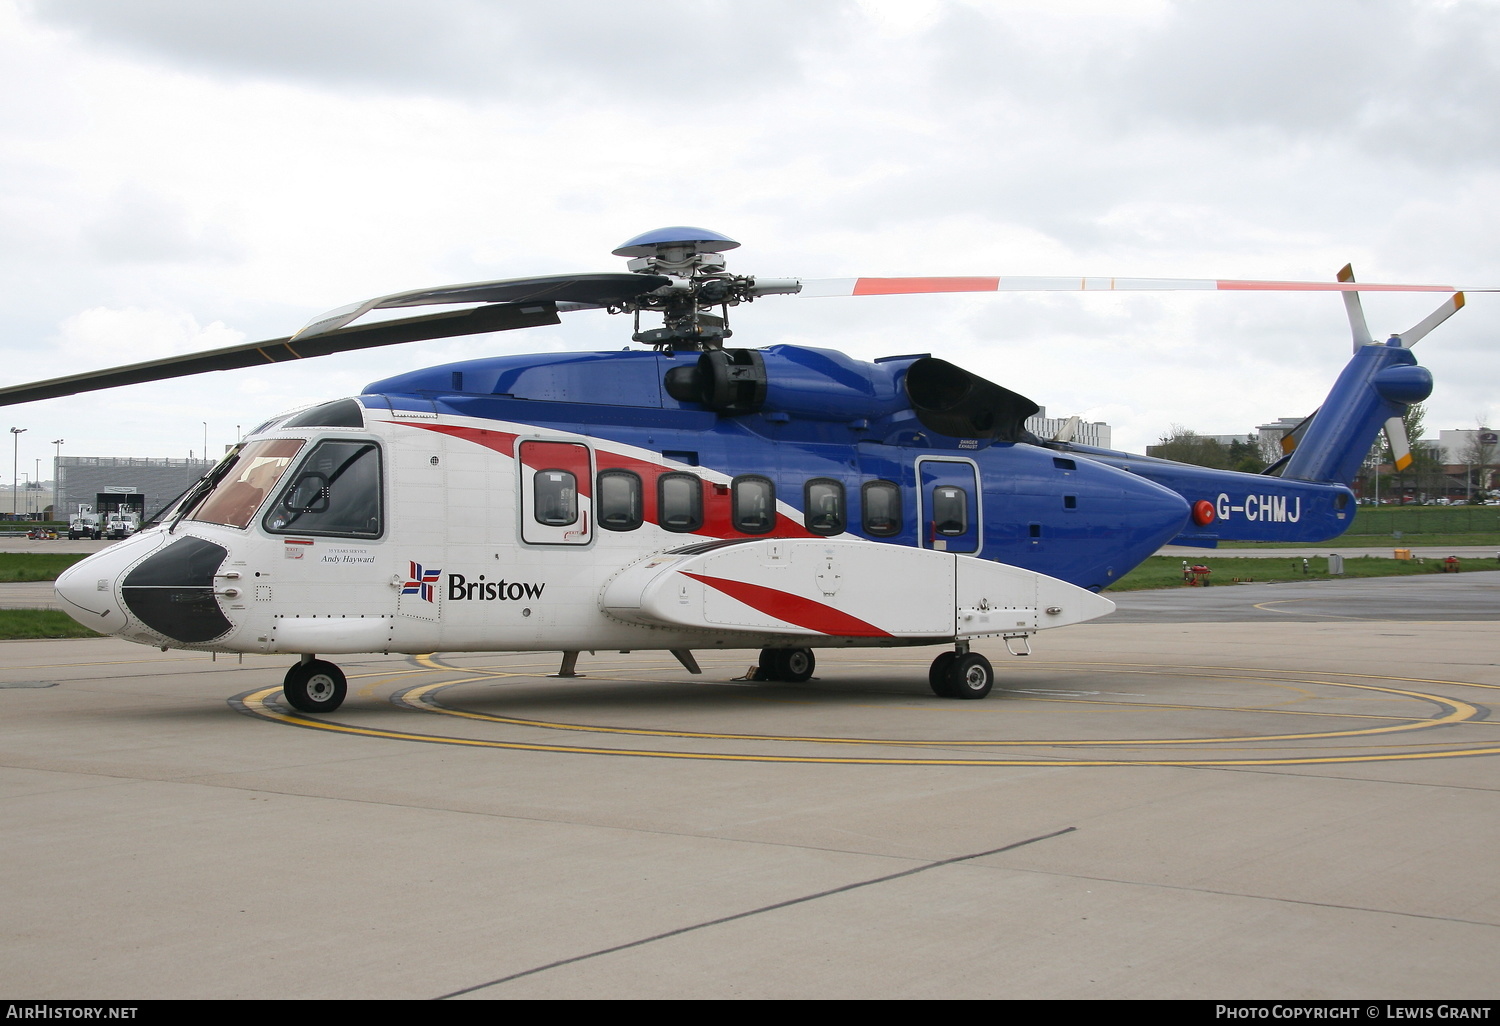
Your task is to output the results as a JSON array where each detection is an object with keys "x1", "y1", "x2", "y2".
[
  {"x1": 928, "y1": 651, "x2": 958, "y2": 697},
  {"x1": 780, "y1": 648, "x2": 816, "y2": 683},
  {"x1": 283, "y1": 659, "x2": 347, "y2": 713},
  {"x1": 755, "y1": 648, "x2": 816, "y2": 682},
  {"x1": 755, "y1": 647, "x2": 785, "y2": 681},
  {"x1": 948, "y1": 653, "x2": 994, "y2": 700}
]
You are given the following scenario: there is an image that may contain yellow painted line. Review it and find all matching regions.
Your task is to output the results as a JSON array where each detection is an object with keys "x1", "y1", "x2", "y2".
[
  {"x1": 231, "y1": 686, "x2": 1500, "y2": 767},
  {"x1": 392, "y1": 675, "x2": 1479, "y2": 748},
  {"x1": 1035, "y1": 660, "x2": 1500, "y2": 691}
]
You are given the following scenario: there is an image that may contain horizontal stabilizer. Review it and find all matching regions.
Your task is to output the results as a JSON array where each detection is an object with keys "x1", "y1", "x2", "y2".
[{"x1": 601, "y1": 539, "x2": 1114, "y2": 639}]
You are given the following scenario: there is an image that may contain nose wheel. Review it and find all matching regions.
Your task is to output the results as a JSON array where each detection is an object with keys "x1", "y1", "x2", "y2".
[
  {"x1": 929, "y1": 650, "x2": 994, "y2": 699},
  {"x1": 283, "y1": 658, "x2": 348, "y2": 713}
]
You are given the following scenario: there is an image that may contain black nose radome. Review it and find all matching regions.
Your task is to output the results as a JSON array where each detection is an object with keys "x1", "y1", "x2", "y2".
[{"x1": 121, "y1": 537, "x2": 233, "y2": 644}]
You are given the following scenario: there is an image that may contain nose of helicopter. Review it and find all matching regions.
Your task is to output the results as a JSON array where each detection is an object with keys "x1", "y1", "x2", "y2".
[
  {"x1": 54, "y1": 532, "x2": 167, "y2": 636},
  {"x1": 56, "y1": 532, "x2": 235, "y2": 644}
]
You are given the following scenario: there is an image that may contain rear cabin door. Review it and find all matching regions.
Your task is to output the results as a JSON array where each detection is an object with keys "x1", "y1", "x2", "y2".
[
  {"x1": 916, "y1": 457, "x2": 981, "y2": 554},
  {"x1": 519, "y1": 440, "x2": 594, "y2": 546}
]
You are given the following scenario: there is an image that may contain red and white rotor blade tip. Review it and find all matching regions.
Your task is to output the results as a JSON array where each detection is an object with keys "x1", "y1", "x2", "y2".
[{"x1": 793, "y1": 276, "x2": 1496, "y2": 299}]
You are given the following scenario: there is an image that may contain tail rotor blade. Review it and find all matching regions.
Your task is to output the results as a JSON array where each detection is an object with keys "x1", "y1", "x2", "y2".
[
  {"x1": 1338, "y1": 264, "x2": 1374, "y2": 351},
  {"x1": 1385, "y1": 417, "x2": 1414, "y2": 472},
  {"x1": 1391, "y1": 293, "x2": 1466, "y2": 348},
  {"x1": 1280, "y1": 410, "x2": 1318, "y2": 455}
]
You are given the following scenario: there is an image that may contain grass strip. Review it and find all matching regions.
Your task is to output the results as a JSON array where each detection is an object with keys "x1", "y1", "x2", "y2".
[
  {"x1": 1106, "y1": 554, "x2": 1468, "y2": 592},
  {"x1": 0, "y1": 553, "x2": 89, "y2": 583},
  {"x1": 0, "y1": 609, "x2": 104, "y2": 640}
]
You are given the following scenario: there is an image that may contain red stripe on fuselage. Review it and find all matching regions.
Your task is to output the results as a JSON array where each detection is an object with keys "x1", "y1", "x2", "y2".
[
  {"x1": 397, "y1": 420, "x2": 813, "y2": 539},
  {"x1": 679, "y1": 571, "x2": 891, "y2": 637},
  {"x1": 403, "y1": 422, "x2": 518, "y2": 455}
]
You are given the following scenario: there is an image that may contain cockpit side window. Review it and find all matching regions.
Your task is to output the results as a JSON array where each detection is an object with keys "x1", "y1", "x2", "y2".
[
  {"x1": 263, "y1": 440, "x2": 383, "y2": 538},
  {"x1": 191, "y1": 439, "x2": 306, "y2": 529}
]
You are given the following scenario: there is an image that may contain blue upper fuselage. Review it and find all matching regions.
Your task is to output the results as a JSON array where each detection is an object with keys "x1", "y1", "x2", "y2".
[{"x1": 362, "y1": 344, "x2": 1347, "y2": 591}]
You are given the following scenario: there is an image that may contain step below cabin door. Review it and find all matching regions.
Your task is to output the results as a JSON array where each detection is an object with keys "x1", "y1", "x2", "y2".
[
  {"x1": 519, "y1": 440, "x2": 594, "y2": 546},
  {"x1": 916, "y1": 457, "x2": 981, "y2": 554}
]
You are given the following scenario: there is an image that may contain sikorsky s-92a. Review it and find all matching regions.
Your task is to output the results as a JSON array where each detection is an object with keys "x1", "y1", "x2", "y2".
[{"x1": 4, "y1": 227, "x2": 1489, "y2": 711}]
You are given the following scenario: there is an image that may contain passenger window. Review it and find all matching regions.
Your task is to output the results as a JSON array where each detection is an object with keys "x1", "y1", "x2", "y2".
[
  {"x1": 932, "y1": 485, "x2": 967, "y2": 536},
  {"x1": 804, "y1": 478, "x2": 845, "y2": 536},
  {"x1": 263, "y1": 440, "x2": 382, "y2": 538},
  {"x1": 659, "y1": 473, "x2": 703, "y2": 533},
  {"x1": 534, "y1": 470, "x2": 578, "y2": 526},
  {"x1": 862, "y1": 480, "x2": 902, "y2": 537},
  {"x1": 732, "y1": 475, "x2": 775, "y2": 534},
  {"x1": 598, "y1": 470, "x2": 643, "y2": 531}
]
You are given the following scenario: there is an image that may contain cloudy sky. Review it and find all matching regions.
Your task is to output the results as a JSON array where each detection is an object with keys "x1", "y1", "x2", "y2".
[{"x1": 3, "y1": 0, "x2": 1498, "y2": 484}]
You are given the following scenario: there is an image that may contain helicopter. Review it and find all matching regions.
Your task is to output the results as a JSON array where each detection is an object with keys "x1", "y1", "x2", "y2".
[{"x1": 2, "y1": 227, "x2": 1487, "y2": 713}]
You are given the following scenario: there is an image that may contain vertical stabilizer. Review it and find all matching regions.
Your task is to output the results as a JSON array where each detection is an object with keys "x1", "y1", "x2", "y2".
[{"x1": 1281, "y1": 342, "x2": 1432, "y2": 484}]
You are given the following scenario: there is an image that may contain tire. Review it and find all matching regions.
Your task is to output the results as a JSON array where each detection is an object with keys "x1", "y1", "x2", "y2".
[
  {"x1": 283, "y1": 659, "x2": 348, "y2": 713},
  {"x1": 928, "y1": 651, "x2": 958, "y2": 697},
  {"x1": 756, "y1": 647, "x2": 786, "y2": 681},
  {"x1": 948, "y1": 653, "x2": 994, "y2": 700},
  {"x1": 780, "y1": 648, "x2": 816, "y2": 683}
]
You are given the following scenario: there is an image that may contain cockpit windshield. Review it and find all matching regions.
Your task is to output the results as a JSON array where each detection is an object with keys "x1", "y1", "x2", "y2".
[{"x1": 190, "y1": 439, "x2": 306, "y2": 529}]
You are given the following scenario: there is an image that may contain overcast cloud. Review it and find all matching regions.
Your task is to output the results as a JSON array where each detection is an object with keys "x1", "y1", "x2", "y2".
[{"x1": 3, "y1": 0, "x2": 1497, "y2": 475}]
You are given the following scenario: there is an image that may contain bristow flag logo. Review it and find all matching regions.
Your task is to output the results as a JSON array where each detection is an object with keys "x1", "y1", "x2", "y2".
[{"x1": 402, "y1": 561, "x2": 442, "y2": 602}]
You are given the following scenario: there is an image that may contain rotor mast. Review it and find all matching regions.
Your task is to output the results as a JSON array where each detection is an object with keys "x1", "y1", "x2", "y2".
[{"x1": 612, "y1": 227, "x2": 799, "y2": 351}]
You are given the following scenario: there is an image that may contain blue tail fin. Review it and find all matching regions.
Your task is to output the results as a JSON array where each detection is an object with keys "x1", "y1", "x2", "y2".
[{"x1": 1280, "y1": 341, "x2": 1431, "y2": 485}]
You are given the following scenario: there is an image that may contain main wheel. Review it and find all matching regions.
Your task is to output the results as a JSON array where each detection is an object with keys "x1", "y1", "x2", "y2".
[
  {"x1": 928, "y1": 651, "x2": 958, "y2": 697},
  {"x1": 780, "y1": 648, "x2": 816, "y2": 683},
  {"x1": 283, "y1": 659, "x2": 347, "y2": 713},
  {"x1": 756, "y1": 647, "x2": 786, "y2": 681},
  {"x1": 947, "y1": 652, "x2": 994, "y2": 700}
]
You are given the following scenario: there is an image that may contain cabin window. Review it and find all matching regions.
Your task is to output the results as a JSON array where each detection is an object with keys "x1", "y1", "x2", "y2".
[
  {"x1": 804, "y1": 478, "x2": 845, "y2": 536},
  {"x1": 932, "y1": 485, "x2": 967, "y2": 537},
  {"x1": 264, "y1": 440, "x2": 382, "y2": 538},
  {"x1": 533, "y1": 470, "x2": 578, "y2": 526},
  {"x1": 862, "y1": 480, "x2": 902, "y2": 537},
  {"x1": 659, "y1": 472, "x2": 703, "y2": 533},
  {"x1": 1064, "y1": 494, "x2": 1077, "y2": 509},
  {"x1": 598, "y1": 470, "x2": 643, "y2": 531},
  {"x1": 193, "y1": 438, "x2": 306, "y2": 530},
  {"x1": 732, "y1": 475, "x2": 776, "y2": 534}
]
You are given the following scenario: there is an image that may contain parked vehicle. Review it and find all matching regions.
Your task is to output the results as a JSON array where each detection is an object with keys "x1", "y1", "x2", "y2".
[{"x1": 68, "y1": 504, "x2": 102, "y2": 540}]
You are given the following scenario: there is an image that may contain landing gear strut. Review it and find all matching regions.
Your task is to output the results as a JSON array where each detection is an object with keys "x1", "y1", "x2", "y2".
[
  {"x1": 756, "y1": 647, "x2": 816, "y2": 683},
  {"x1": 283, "y1": 656, "x2": 347, "y2": 713},
  {"x1": 928, "y1": 646, "x2": 994, "y2": 699}
]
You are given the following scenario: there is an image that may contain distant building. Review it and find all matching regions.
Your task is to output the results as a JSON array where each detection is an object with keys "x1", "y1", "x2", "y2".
[
  {"x1": 1436, "y1": 428, "x2": 1498, "y2": 466},
  {"x1": 1256, "y1": 416, "x2": 1306, "y2": 453},
  {"x1": 1026, "y1": 407, "x2": 1112, "y2": 449},
  {"x1": 56, "y1": 456, "x2": 213, "y2": 521}
]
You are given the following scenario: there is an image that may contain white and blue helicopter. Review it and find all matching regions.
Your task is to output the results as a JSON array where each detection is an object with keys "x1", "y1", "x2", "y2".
[{"x1": 1, "y1": 228, "x2": 1481, "y2": 712}]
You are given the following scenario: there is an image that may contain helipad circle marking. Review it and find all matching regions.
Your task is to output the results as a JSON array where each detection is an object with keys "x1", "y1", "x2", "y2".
[{"x1": 230, "y1": 659, "x2": 1500, "y2": 767}]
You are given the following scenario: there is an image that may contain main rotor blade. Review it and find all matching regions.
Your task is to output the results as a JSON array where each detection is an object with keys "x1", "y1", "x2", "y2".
[
  {"x1": 295, "y1": 272, "x2": 668, "y2": 339},
  {"x1": 0, "y1": 301, "x2": 561, "y2": 408},
  {"x1": 793, "y1": 276, "x2": 1498, "y2": 298}
]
